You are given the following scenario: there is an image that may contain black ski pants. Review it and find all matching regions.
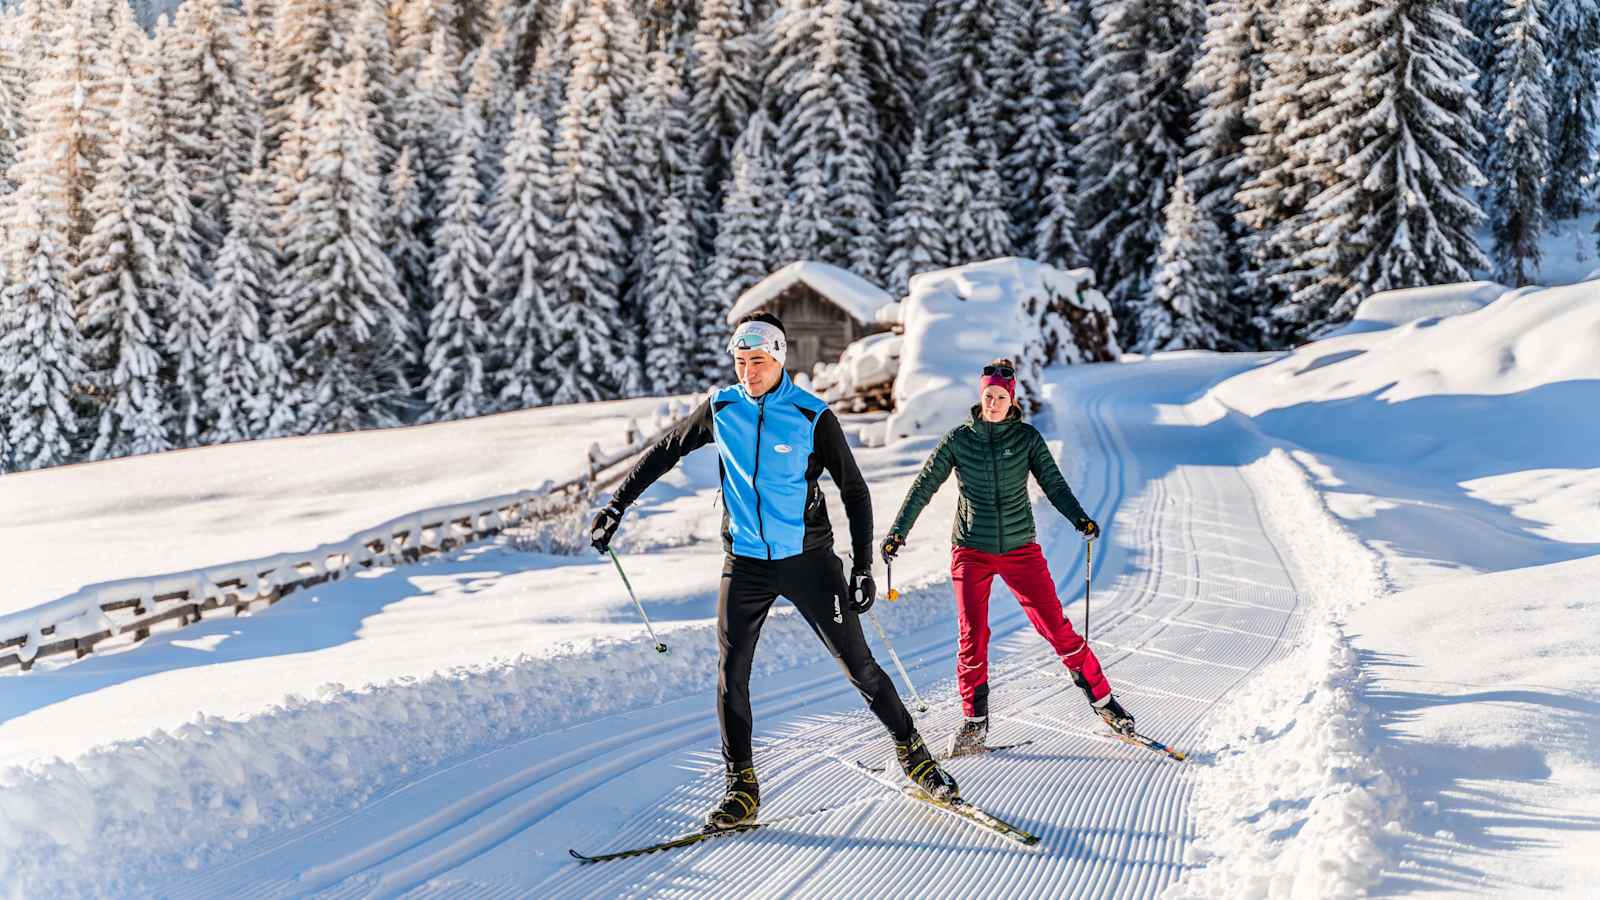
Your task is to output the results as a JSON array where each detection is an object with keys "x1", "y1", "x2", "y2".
[{"x1": 718, "y1": 548, "x2": 915, "y2": 765}]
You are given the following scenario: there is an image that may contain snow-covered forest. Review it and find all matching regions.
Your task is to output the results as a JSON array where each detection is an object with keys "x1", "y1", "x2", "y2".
[{"x1": 0, "y1": 0, "x2": 1594, "y2": 473}]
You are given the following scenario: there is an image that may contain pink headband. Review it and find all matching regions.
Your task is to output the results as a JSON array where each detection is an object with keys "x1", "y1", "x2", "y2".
[{"x1": 980, "y1": 373, "x2": 1015, "y2": 399}]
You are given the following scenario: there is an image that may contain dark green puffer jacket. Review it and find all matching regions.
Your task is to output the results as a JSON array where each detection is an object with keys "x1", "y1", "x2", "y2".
[{"x1": 888, "y1": 405, "x2": 1090, "y2": 555}]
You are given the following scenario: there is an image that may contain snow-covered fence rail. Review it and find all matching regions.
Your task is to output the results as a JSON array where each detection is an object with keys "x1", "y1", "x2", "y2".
[{"x1": 0, "y1": 400, "x2": 697, "y2": 674}]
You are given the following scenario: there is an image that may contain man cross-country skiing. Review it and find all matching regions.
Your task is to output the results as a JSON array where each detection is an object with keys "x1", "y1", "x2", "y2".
[
  {"x1": 591, "y1": 311, "x2": 959, "y2": 831},
  {"x1": 882, "y1": 358, "x2": 1135, "y2": 757}
]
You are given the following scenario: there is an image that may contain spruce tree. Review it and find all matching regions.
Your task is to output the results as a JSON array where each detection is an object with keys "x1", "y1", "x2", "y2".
[
  {"x1": 78, "y1": 78, "x2": 170, "y2": 461},
  {"x1": 645, "y1": 194, "x2": 701, "y2": 394},
  {"x1": 923, "y1": 0, "x2": 999, "y2": 133},
  {"x1": 689, "y1": 0, "x2": 758, "y2": 225},
  {"x1": 545, "y1": 0, "x2": 644, "y2": 404},
  {"x1": 488, "y1": 96, "x2": 558, "y2": 411},
  {"x1": 1032, "y1": 165, "x2": 1085, "y2": 271},
  {"x1": 384, "y1": 146, "x2": 431, "y2": 357},
  {"x1": 1544, "y1": 0, "x2": 1600, "y2": 220},
  {"x1": 283, "y1": 61, "x2": 413, "y2": 433},
  {"x1": 1487, "y1": 0, "x2": 1551, "y2": 286},
  {"x1": 1148, "y1": 174, "x2": 1233, "y2": 351},
  {"x1": 704, "y1": 112, "x2": 777, "y2": 384},
  {"x1": 967, "y1": 133, "x2": 1015, "y2": 262},
  {"x1": 885, "y1": 128, "x2": 945, "y2": 293},
  {"x1": 421, "y1": 97, "x2": 494, "y2": 423},
  {"x1": 1284, "y1": 0, "x2": 1488, "y2": 337},
  {"x1": 1002, "y1": 0, "x2": 1080, "y2": 244},
  {"x1": 932, "y1": 119, "x2": 981, "y2": 264},
  {"x1": 203, "y1": 136, "x2": 278, "y2": 445},
  {"x1": 1074, "y1": 0, "x2": 1203, "y2": 344},
  {"x1": 2, "y1": 198, "x2": 86, "y2": 470}
]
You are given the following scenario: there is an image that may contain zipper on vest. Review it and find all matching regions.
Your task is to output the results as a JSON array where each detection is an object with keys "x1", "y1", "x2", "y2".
[{"x1": 753, "y1": 395, "x2": 771, "y2": 559}]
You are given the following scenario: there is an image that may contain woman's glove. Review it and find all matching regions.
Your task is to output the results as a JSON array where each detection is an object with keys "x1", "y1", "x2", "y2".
[
  {"x1": 1079, "y1": 518, "x2": 1100, "y2": 542},
  {"x1": 880, "y1": 532, "x2": 905, "y2": 564}
]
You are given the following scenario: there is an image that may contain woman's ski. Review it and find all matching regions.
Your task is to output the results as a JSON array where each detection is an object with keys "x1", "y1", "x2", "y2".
[{"x1": 1108, "y1": 728, "x2": 1187, "y2": 762}]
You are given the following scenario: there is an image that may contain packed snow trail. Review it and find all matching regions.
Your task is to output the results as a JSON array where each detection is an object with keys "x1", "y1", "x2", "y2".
[{"x1": 153, "y1": 355, "x2": 1303, "y2": 899}]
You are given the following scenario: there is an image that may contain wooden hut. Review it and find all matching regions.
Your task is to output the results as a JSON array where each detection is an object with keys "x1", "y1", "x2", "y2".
[{"x1": 725, "y1": 262, "x2": 896, "y2": 376}]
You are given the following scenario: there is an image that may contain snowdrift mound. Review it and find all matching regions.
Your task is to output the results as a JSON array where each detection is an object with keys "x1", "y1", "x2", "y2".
[
  {"x1": 885, "y1": 258, "x2": 1117, "y2": 441},
  {"x1": 1322, "y1": 280, "x2": 1506, "y2": 337},
  {"x1": 1212, "y1": 281, "x2": 1600, "y2": 563}
]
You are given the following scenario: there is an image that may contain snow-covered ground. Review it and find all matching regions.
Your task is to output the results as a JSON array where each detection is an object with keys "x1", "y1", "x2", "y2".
[{"x1": 1, "y1": 280, "x2": 1596, "y2": 898}]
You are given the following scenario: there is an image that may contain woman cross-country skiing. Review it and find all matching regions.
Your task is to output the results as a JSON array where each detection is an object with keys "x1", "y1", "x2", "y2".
[
  {"x1": 591, "y1": 311, "x2": 959, "y2": 831},
  {"x1": 882, "y1": 359, "x2": 1135, "y2": 757}
]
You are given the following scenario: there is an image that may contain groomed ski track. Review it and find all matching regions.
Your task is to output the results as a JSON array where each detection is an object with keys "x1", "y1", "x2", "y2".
[{"x1": 158, "y1": 355, "x2": 1305, "y2": 899}]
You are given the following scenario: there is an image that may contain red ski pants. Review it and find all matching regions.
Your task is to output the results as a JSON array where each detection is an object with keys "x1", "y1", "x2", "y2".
[{"x1": 951, "y1": 542, "x2": 1110, "y2": 718}]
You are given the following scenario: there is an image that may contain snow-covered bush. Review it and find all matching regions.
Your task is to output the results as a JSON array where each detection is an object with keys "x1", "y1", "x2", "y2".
[{"x1": 884, "y1": 258, "x2": 1118, "y2": 441}]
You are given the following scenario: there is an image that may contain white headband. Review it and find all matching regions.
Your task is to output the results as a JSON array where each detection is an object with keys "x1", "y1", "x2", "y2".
[{"x1": 726, "y1": 321, "x2": 788, "y2": 368}]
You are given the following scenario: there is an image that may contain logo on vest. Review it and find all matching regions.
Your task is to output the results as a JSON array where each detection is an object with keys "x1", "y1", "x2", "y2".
[
  {"x1": 774, "y1": 444, "x2": 793, "y2": 454},
  {"x1": 832, "y1": 595, "x2": 843, "y2": 624},
  {"x1": 1002, "y1": 448, "x2": 1014, "y2": 457}
]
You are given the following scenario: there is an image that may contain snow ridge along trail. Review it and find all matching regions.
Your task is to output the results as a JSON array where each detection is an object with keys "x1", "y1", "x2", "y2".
[{"x1": 153, "y1": 355, "x2": 1303, "y2": 899}]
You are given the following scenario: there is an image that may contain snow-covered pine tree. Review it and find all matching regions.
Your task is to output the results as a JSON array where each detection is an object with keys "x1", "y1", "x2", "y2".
[
  {"x1": 544, "y1": 0, "x2": 644, "y2": 404},
  {"x1": 1, "y1": 192, "x2": 87, "y2": 470},
  {"x1": 487, "y1": 95, "x2": 558, "y2": 411},
  {"x1": 283, "y1": 60, "x2": 413, "y2": 433},
  {"x1": 1235, "y1": 3, "x2": 1336, "y2": 345},
  {"x1": 848, "y1": 0, "x2": 925, "y2": 199},
  {"x1": 465, "y1": 31, "x2": 517, "y2": 198},
  {"x1": 922, "y1": 0, "x2": 999, "y2": 133},
  {"x1": 932, "y1": 118, "x2": 981, "y2": 265},
  {"x1": 420, "y1": 94, "x2": 493, "y2": 423},
  {"x1": 1147, "y1": 173, "x2": 1232, "y2": 350},
  {"x1": 384, "y1": 145, "x2": 430, "y2": 353},
  {"x1": 1001, "y1": 0, "x2": 1081, "y2": 245},
  {"x1": 641, "y1": 0, "x2": 700, "y2": 55},
  {"x1": 637, "y1": 49, "x2": 704, "y2": 394},
  {"x1": 1283, "y1": 0, "x2": 1488, "y2": 338},
  {"x1": 145, "y1": 26, "x2": 217, "y2": 447},
  {"x1": 1073, "y1": 0, "x2": 1203, "y2": 344},
  {"x1": 268, "y1": 0, "x2": 345, "y2": 147},
  {"x1": 777, "y1": 0, "x2": 882, "y2": 277},
  {"x1": 1487, "y1": 0, "x2": 1551, "y2": 286},
  {"x1": 78, "y1": 76, "x2": 171, "y2": 461},
  {"x1": 689, "y1": 0, "x2": 758, "y2": 224},
  {"x1": 1183, "y1": 0, "x2": 1271, "y2": 346},
  {"x1": 352, "y1": 0, "x2": 401, "y2": 173},
  {"x1": 166, "y1": 0, "x2": 251, "y2": 243},
  {"x1": 966, "y1": 132, "x2": 1014, "y2": 263},
  {"x1": 1543, "y1": 0, "x2": 1600, "y2": 220},
  {"x1": 703, "y1": 110, "x2": 776, "y2": 383},
  {"x1": 1031, "y1": 164, "x2": 1085, "y2": 270},
  {"x1": 884, "y1": 127, "x2": 945, "y2": 294},
  {"x1": 202, "y1": 133, "x2": 280, "y2": 446}
]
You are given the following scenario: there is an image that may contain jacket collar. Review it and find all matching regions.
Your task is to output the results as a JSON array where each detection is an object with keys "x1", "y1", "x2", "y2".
[
  {"x1": 737, "y1": 371, "x2": 791, "y2": 406},
  {"x1": 966, "y1": 404, "x2": 1022, "y2": 433}
]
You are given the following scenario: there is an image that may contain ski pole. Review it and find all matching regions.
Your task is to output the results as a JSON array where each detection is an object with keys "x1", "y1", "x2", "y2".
[
  {"x1": 607, "y1": 548, "x2": 668, "y2": 654},
  {"x1": 866, "y1": 606, "x2": 926, "y2": 712},
  {"x1": 1084, "y1": 537, "x2": 1093, "y2": 639}
]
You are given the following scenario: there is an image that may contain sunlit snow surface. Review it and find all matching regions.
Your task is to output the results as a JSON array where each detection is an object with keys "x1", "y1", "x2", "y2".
[{"x1": 1, "y1": 281, "x2": 1597, "y2": 898}]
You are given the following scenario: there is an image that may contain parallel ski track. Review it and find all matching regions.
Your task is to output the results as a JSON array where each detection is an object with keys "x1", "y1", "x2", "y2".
[{"x1": 157, "y1": 360, "x2": 1306, "y2": 899}]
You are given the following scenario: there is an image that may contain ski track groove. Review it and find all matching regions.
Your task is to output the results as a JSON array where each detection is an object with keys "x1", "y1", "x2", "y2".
[{"x1": 154, "y1": 359, "x2": 1310, "y2": 898}]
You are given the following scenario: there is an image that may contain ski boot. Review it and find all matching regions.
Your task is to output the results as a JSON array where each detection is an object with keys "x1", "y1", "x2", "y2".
[
  {"x1": 947, "y1": 716, "x2": 989, "y2": 757},
  {"x1": 706, "y1": 761, "x2": 759, "y2": 830},
  {"x1": 896, "y1": 731, "x2": 960, "y2": 801},
  {"x1": 1095, "y1": 694, "x2": 1136, "y2": 737}
]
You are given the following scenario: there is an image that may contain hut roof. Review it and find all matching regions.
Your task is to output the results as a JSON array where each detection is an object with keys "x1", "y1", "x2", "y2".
[{"x1": 726, "y1": 261, "x2": 896, "y2": 326}]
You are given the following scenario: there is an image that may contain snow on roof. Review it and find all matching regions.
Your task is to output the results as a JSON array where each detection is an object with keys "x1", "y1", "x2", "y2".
[{"x1": 725, "y1": 261, "x2": 896, "y2": 326}]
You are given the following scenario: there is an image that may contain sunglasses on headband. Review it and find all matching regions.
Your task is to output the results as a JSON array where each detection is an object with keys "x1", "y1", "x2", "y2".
[{"x1": 982, "y1": 364, "x2": 1016, "y2": 378}]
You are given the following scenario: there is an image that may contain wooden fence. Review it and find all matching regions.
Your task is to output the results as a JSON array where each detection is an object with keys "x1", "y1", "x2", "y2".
[{"x1": 0, "y1": 404, "x2": 692, "y2": 674}]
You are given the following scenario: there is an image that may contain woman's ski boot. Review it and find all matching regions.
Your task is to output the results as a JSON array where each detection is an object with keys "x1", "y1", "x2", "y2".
[
  {"x1": 947, "y1": 716, "x2": 990, "y2": 757},
  {"x1": 706, "y1": 761, "x2": 760, "y2": 830},
  {"x1": 1095, "y1": 695, "x2": 1136, "y2": 736},
  {"x1": 896, "y1": 731, "x2": 960, "y2": 800}
]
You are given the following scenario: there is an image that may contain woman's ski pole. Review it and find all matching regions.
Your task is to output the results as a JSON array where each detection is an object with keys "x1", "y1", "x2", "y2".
[
  {"x1": 608, "y1": 548, "x2": 668, "y2": 654},
  {"x1": 1084, "y1": 537, "x2": 1093, "y2": 639}
]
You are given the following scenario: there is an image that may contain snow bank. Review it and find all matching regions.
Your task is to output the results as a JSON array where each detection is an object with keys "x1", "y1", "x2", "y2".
[
  {"x1": 725, "y1": 260, "x2": 895, "y2": 325},
  {"x1": 0, "y1": 556, "x2": 964, "y2": 897},
  {"x1": 1170, "y1": 449, "x2": 1403, "y2": 899},
  {"x1": 884, "y1": 258, "x2": 1116, "y2": 441},
  {"x1": 1323, "y1": 280, "x2": 1506, "y2": 337}
]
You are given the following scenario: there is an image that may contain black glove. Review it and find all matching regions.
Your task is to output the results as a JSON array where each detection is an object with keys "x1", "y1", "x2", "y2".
[
  {"x1": 1079, "y1": 518, "x2": 1100, "y2": 542},
  {"x1": 880, "y1": 532, "x2": 905, "y2": 564},
  {"x1": 590, "y1": 503, "x2": 623, "y2": 553},
  {"x1": 849, "y1": 568, "x2": 876, "y2": 614}
]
